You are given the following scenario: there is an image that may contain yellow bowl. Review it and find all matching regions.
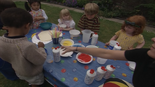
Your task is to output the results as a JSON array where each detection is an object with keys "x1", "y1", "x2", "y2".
[{"x1": 60, "y1": 39, "x2": 74, "y2": 46}]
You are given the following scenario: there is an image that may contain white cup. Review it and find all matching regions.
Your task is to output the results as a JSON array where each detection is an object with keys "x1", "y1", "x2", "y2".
[{"x1": 97, "y1": 57, "x2": 107, "y2": 64}]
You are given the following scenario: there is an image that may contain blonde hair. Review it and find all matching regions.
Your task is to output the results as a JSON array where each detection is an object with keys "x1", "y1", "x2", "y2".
[
  {"x1": 84, "y1": 3, "x2": 99, "y2": 15},
  {"x1": 59, "y1": 9, "x2": 72, "y2": 21},
  {"x1": 121, "y1": 15, "x2": 146, "y2": 36}
]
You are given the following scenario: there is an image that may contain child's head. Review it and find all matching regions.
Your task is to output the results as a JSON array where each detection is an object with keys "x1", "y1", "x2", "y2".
[
  {"x1": 0, "y1": 8, "x2": 33, "y2": 32},
  {"x1": 121, "y1": 15, "x2": 146, "y2": 36},
  {"x1": 0, "y1": 0, "x2": 16, "y2": 13},
  {"x1": 59, "y1": 9, "x2": 72, "y2": 20},
  {"x1": 25, "y1": 0, "x2": 41, "y2": 12},
  {"x1": 84, "y1": 3, "x2": 99, "y2": 19}
]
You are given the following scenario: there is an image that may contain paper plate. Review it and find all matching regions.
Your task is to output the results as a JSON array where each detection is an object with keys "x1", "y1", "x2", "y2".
[
  {"x1": 76, "y1": 53, "x2": 93, "y2": 64},
  {"x1": 32, "y1": 30, "x2": 62, "y2": 44},
  {"x1": 60, "y1": 48, "x2": 73, "y2": 57}
]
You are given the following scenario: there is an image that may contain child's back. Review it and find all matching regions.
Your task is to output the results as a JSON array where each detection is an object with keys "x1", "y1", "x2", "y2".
[{"x1": 0, "y1": 8, "x2": 47, "y2": 87}]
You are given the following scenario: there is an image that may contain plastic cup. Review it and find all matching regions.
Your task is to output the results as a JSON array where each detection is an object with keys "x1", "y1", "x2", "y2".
[
  {"x1": 52, "y1": 38, "x2": 59, "y2": 44},
  {"x1": 97, "y1": 57, "x2": 107, "y2": 64},
  {"x1": 82, "y1": 30, "x2": 93, "y2": 43}
]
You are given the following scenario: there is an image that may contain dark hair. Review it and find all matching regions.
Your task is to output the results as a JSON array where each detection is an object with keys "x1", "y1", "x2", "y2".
[
  {"x1": 0, "y1": 8, "x2": 33, "y2": 28},
  {"x1": 25, "y1": 0, "x2": 41, "y2": 12},
  {"x1": 121, "y1": 15, "x2": 146, "y2": 36},
  {"x1": 0, "y1": 0, "x2": 16, "y2": 13}
]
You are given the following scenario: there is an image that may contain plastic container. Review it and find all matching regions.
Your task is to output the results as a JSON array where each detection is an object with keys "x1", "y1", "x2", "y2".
[
  {"x1": 91, "y1": 32, "x2": 98, "y2": 45},
  {"x1": 104, "y1": 65, "x2": 115, "y2": 79},
  {"x1": 97, "y1": 57, "x2": 107, "y2": 64},
  {"x1": 113, "y1": 43, "x2": 121, "y2": 50},
  {"x1": 82, "y1": 30, "x2": 93, "y2": 43},
  {"x1": 84, "y1": 69, "x2": 96, "y2": 84},
  {"x1": 95, "y1": 66, "x2": 107, "y2": 81},
  {"x1": 52, "y1": 47, "x2": 61, "y2": 62},
  {"x1": 108, "y1": 40, "x2": 119, "y2": 50}
]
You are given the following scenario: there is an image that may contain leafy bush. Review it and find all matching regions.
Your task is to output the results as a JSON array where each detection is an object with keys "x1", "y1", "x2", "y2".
[
  {"x1": 65, "y1": 0, "x2": 77, "y2": 7},
  {"x1": 134, "y1": 4, "x2": 155, "y2": 21},
  {"x1": 77, "y1": 0, "x2": 89, "y2": 8}
]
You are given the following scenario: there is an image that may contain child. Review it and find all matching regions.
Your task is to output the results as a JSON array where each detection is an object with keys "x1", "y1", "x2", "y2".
[
  {"x1": 25, "y1": 0, "x2": 48, "y2": 29},
  {"x1": 78, "y1": 3, "x2": 100, "y2": 33},
  {"x1": 62, "y1": 36, "x2": 155, "y2": 87},
  {"x1": 105, "y1": 15, "x2": 146, "y2": 50},
  {"x1": 0, "y1": 0, "x2": 16, "y2": 29},
  {"x1": 0, "y1": 8, "x2": 47, "y2": 87},
  {"x1": 58, "y1": 8, "x2": 75, "y2": 31},
  {"x1": 0, "y1": 0, "x2": 19, "y2": 81}
]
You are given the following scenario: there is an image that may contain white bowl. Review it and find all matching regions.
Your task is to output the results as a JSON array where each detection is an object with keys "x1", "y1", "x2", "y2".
[
  {"x1": 76, "y1": 52, "x2": 93, "y2": 64},
  {"x1": 59, "y1": 24, "x2": 66, "y2": 28},
  {"x1": 128, "y1": 61, "x2": 136, "y2": 71},
  {"x1": 86, "y1": 45, "x2": 98, "y2": 48},
  {"x1": 60, "y1": 39, "x2": 74, "y2": 46},
  {"x1": 69, "y1": 30, "x2": 80, "y2": 37}
]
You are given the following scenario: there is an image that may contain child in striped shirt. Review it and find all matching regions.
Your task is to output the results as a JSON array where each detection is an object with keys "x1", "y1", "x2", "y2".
[{"x1": 78, "y1": 3, "x2": 100, "y2": 33}]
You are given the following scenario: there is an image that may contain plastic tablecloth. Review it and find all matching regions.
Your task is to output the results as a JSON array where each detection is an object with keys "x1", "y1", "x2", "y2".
[{"x1": 26, "y1": 23, "x2": 133, "y2": 87}]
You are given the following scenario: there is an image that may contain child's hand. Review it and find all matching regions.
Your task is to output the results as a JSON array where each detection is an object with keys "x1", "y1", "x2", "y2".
[
  {"x1": 34, "y1": 17, "x2": 40, "y2": 21},
  {"x1": 38, "y1": 42, "x2": 45, "y2": 48},
  {"x1": 128, "y1": 46, "x2": 134, "y2": 50},
  {"x1": 105, "y1": 42, "x2": 110, "y2": 46}
]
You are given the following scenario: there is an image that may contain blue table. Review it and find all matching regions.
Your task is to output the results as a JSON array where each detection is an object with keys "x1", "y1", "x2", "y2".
[{"x1": 26, "y1": 24, "x2": 133, "y2": 87}]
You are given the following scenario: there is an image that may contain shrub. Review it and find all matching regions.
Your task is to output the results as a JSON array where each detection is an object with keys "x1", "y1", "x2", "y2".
[
  {"x1": 65, "y1": 0, "x2": 77, "y2": 7},
  {"x1": 134, "y1": 4, "x2": 155, "y2": 21},
  {"x1": 77, "y1": 0, "x2": 89, "y2": 8}
]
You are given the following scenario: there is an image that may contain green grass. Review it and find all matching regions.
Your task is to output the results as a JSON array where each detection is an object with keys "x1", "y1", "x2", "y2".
[{"x1": 0, "y1": 1, "x2": 155, "y2": 87}]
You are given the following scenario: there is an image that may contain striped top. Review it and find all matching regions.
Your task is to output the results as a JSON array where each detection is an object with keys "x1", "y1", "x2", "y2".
[
  {"x1": 116, "y1": 30, "x2": 144, "y2": 50},
  {"x1": 78, "y1": 15, "x2": 100, "y2": 33}
]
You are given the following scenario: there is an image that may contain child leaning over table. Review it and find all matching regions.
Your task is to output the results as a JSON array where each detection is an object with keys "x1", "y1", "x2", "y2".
[
  {"x1": 0, "y1": 8, "x2": 47, "y2": 87},
  {"x1": 58, "y1": 8, "x2": 75, "y2": 31},
  {"x1": 78, "y1": 3, "x2": 100, "y2": 33},
  {"x1": 25, "y1": 0, "x2": 48, "y2": 29},
  {"x1": 105, "y1": 15, "x2": 146, "y2": 50}
]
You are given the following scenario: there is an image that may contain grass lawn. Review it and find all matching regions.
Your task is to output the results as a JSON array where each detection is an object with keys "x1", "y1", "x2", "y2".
[{"x1": 0, "y1": 1, "x2": 155, "y2": 87}]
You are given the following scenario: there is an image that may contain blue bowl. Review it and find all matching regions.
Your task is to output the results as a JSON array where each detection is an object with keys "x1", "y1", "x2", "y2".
[{"x1": 40, "y1": 22, "x2": 52, "y2": 30}]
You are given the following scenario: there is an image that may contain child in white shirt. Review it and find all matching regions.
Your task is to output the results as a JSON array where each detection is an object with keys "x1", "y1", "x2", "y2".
[{"x1": 58, "y1": 8, "x2": 75, "y2": 31}]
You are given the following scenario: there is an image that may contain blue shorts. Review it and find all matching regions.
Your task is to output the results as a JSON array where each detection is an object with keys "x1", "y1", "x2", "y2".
[{"x1": 0, "y1": 58, "x2": 19, "y2": 80}]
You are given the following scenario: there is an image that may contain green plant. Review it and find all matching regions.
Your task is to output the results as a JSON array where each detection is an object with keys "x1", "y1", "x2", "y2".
[
  {"x1": 76, "y1": 0, "x2": 89, "y2": 8},
  {"x1": 134, "y1": 4, "x2": 155, "y2": 21}
]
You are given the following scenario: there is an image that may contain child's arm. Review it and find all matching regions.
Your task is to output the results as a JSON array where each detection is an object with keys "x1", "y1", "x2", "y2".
[
  {"x1": 61, "y1": 27, "x2": 74, "y2": 31},
  {"x1": 41, "y1": 9, "x2": 48, "y2": 21},
  {"x1": 105, "y1": 35, "x2": 118, "y2": 46},
  {"x1": 34, "y1": 9, "x2": 48, "y2": 21},
  {"x1": 25, "y1": 43, "x2": 47, "y2": 65},
  {"x1": 135, "y1": 41, "x2": 145, "y2": 48}
]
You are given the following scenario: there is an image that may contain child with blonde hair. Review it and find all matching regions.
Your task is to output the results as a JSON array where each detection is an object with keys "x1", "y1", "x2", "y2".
[
  {"x1": 105, "y1": 15, "x2": 146, "y2": 50},
  {"x1": 78, "y1": 3, "x2": 100, "y2": 33},
  {"x1": 58, "y1": 8, "x2": 75, "y2": 31}
]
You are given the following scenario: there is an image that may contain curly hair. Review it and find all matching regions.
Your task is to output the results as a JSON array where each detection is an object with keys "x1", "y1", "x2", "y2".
[{"x1": 121, "y1": 15, "x2": 146, "y2": 36}]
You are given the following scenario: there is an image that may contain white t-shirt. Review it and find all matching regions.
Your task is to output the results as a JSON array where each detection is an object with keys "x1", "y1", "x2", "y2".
[{"x1": 58, "y1": 19, "x2": 75, "y2": 28}]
